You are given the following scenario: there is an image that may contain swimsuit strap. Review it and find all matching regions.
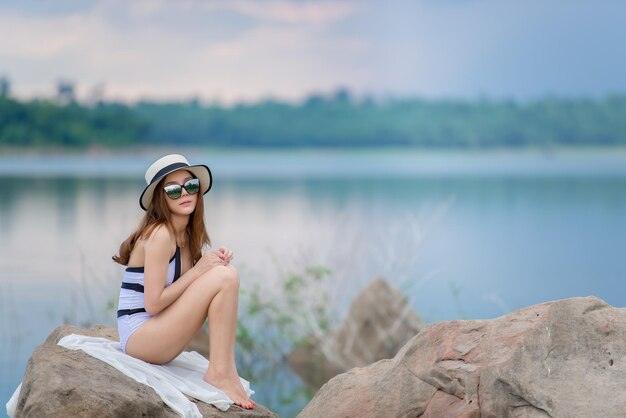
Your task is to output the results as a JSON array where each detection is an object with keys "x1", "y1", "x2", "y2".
[{"x1": 173, "y1": 244, "x2": 181, "y2": 282}]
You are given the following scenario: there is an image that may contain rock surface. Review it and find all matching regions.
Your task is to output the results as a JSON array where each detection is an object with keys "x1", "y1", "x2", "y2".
[
  {"x1": 14, "y1": 324, "x2": 277, "y2": 418},
  {"x1": 288, "y1": 277, "x2": 423, "y2": 390},
  {"x1": 297, "y1": 296, "x2": 626, "y2": 418}
]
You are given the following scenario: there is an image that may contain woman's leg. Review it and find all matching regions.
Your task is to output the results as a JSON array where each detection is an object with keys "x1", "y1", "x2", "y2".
[
  {"x1": 203, "y1": 265, "x2": 254, "y2": 408},
  {"x1": 125, "y1": 264, "x2": 253, "y2": 408},
  {"x1": 206, "y1": 267, "x2": 239, "y2": 373}
]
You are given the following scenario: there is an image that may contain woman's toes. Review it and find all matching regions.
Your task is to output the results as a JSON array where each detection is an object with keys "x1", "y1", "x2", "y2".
[{"x1": 237, "y1": 397, "x2": 253, "y2": 409}]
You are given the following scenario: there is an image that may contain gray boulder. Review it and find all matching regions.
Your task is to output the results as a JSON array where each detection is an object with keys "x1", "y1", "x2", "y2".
[
  {"x1": 14, "y1": 324, "x2": 277, "y2": 418},
  {"x1": 288, "y1": 277, "x2": 423, "y2": 391},
  {"x1": 297, "y1": 296, "x2": 626, "y2": 418}
]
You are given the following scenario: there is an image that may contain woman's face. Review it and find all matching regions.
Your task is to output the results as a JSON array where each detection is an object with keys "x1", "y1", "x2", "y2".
[{"x1": 162, "y1": 169, "x2": 198, "y2": 216}]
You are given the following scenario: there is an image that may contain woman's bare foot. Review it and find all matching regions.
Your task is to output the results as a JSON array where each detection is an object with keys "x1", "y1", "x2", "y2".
[{"x1": 204, "y1": 367, "x2": 255, "y2": 409}]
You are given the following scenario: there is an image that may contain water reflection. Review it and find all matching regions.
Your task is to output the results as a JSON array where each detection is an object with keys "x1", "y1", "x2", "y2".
[
  {"x1": 1, "y1": 164, "x2": 626, "y2": 416},
  {"x1": 2, "y1": 174, "x2": 626, "y2": 309}
]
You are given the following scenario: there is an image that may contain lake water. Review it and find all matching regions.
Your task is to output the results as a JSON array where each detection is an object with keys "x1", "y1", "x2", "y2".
[{"x1": 1, "y1": 148, "x2": 626, "y2": 417}]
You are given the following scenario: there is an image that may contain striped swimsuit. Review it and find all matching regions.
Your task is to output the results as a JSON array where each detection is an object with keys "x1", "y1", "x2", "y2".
[{"x1": 117, "y1": 245, "x2": 181, "y2": 354}]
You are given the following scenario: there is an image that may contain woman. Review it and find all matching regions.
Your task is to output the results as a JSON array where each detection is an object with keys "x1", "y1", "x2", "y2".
[{"x1": 112, "y1": 154, "x2": 255, "y2": 410}]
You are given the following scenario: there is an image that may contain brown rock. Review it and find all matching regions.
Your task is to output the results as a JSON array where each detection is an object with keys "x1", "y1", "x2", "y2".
[
  {"x1": 288, "y1": 277, "x2": 423, "y2": 391},
  {"x1": 14, "y1": 324, "x2": 277, "y2": 418},
  {"x1": 297, "y1": 296, "x2": 626, "y2": 418}
]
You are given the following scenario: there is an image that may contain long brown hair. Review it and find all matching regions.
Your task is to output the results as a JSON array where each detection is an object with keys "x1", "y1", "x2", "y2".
[{"x1": 112, "y1": 171, "x2": 211, "y2": 266}]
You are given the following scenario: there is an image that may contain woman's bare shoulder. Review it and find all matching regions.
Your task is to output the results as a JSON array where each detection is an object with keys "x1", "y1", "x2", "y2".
[
  {"x1": 146, "y1": 224, "x2": 173, "y2": 241},
  {"x1": 128, "y1": 226, "x2": 173, "y2": 267},
  {"x1": 143, "y1": 225, "x2": 175, "y2": 257}
]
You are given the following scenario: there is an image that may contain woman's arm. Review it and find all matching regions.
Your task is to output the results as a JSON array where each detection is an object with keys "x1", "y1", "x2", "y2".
[{"x1": 142, "y1": 225, "x2": 217, "y2": 316}]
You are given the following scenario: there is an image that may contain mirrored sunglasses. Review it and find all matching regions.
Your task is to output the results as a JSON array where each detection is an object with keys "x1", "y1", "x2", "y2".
[{"x1": 163, "y1": 178, "x2": 201, "y2": 200}]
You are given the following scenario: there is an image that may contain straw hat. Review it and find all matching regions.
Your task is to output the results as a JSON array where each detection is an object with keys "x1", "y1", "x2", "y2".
[{"x1": 139, "y1": 154, "x2": 212, "y2": 211}]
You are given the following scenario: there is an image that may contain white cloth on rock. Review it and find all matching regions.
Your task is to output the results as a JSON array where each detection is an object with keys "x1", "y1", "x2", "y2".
[{"x1": 5, "y1": 333, "x2": 254, "y2": 418}]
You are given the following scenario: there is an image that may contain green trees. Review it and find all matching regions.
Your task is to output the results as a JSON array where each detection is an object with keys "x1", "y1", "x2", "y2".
[
  {"x1": 135, "y1": 95, "x2": 626, "y2": 148},
  {"x1": 0, "y1": 97, "x2": 148, "y2": 148},
  {"x1": 0, "y1": 77, "x2": 10, "y2": 97},
  {"x1": 1, "y1": 92, "x2": 625, "y2": 149}
]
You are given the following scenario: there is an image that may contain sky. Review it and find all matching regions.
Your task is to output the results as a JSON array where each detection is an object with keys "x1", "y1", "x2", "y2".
[{"x1": 0, "y1": 0, "x2": 625, "y2": 104}]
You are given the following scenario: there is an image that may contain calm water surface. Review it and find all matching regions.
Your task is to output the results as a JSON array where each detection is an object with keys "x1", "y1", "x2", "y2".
[{"x1": 1, "y1": 148, "x2": 625, "y2": 416}]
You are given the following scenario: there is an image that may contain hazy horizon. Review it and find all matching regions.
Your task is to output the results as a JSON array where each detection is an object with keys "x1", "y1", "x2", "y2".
[{"x1": 1, "y1": 0, "x2": 626, "y2": 104}]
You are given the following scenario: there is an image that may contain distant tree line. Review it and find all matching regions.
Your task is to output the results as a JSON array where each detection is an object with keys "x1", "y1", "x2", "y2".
[
  {"x1": 0, "y1": 97, "x2": 148, "y2": 148},
  {"x1": 133, "y1": 93, "x2": 626, "y2": 148},
  {"x1": 1, "y1": 80, "x2": 625, "y2": 149}
]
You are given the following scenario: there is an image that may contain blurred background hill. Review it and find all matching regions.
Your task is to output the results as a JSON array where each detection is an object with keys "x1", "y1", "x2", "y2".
[{"x1": 1, "y1": 85, "x2": 626, "y2": 150}]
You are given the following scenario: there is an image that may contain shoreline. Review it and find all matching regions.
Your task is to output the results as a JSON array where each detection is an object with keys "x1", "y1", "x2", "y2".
[
  {"x1": 2, "y1": 144, "x2": 626, "y2": 157},
  {"x1": 1, "y1": 145, "x2": 625, "y2": 180}
]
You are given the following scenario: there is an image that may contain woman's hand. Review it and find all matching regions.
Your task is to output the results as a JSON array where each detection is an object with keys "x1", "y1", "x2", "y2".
[
  {"x1": 214, "y1": 247, "x2": 233, "y2": 265},
  {"x1": 194, "y1": 251, "x2": 228, "y2": 276}
]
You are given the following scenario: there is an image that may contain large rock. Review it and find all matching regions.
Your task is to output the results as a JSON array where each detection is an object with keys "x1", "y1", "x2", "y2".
[
  {"x1": 288, "y1": 277, "x2": 423, "y2": 391},
  {"x1": 14, "y1": 324, "x2": 277, "y2": 418},
  {"x1": 297, "y1": 296, "x2": 626, "y2": 418}
]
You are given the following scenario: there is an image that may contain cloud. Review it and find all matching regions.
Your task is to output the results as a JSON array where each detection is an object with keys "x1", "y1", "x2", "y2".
[
  {"x1": 189, "y1": 24, "x2": 371, "y2": 101},
  {"x1": 0, "y1": 0, "x2": 370, "y2": 102},
  {"x1": 0, "y1": 12, "x2": 85, "y2": 58},
  {"x1": 220, "y1": 0, "x2": 358, "y2": 24},
  {"x1": 2, "y1": 0, "x2": 625, "y2": 102},
  {"x1": 101, "y1": 0, "x2": 358, "y2": 25}
]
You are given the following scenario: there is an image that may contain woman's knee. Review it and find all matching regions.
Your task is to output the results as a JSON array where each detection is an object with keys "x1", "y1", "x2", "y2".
[
  {"x1": 198, "y1": 264, "x2": 239, "y2": 289},
  {"x1": 221, "y1": 264, "x2": 240, "y2": 288}
]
